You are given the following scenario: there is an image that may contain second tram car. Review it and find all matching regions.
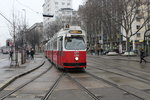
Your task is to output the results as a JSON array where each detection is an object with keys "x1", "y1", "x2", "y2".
[{"x1": 45, "y1": 26, "x2": 87, "y2": 69}]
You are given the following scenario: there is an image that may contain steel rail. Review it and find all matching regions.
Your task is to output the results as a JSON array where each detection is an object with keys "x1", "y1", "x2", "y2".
[
  {"x1": 89, "y1": 57, "x2": 150, "y2": 75},
  {"x1": 89, "y1": 66, "x2": 150, "y2": 85},
  {"x1": 86, "y1": 71, "x2": 145, "y2": 100},
  {"x1": 0, "y1": 63, "x2": 52, "y2": 100},
  {"x1": 42, "y1": 72, "x2": 65, "y2": 100},
  {"x1": 0, "y1": 61, "x2": 45, "y2": 91},
  {"x1": 66, "y1": 73, "x2": 100, "y2": 100},
  {"x1": 116, "y1": 68, "x2": 150, "y2": 83},
  {"x1": 88, "y1": 58, "x2": 150, "y2": 84}
]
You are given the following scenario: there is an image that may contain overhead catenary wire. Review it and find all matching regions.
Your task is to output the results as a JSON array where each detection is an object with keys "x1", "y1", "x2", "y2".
[
  {"x1": 0, "y1": 12, "x2": 13, "y2": 25},
  {"x1": 15, "y1": 0, "x2": 42, "y2": 15}
]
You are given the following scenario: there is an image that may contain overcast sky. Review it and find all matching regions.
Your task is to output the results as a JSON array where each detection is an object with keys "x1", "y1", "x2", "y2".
[{"x1": 0, "y1": 0, "x2": 83, "y2": 47}]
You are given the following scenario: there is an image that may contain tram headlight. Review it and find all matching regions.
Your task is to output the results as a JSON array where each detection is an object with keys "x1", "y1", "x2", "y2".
[{"x1": 75, "y1": 57, "x2": 79, "y2": 61}]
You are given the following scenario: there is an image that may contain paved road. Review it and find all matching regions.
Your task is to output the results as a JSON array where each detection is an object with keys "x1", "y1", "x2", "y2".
[
  {"x1": 0, "y1": 54, "x2": 150, "y2": 100},
  {"x1": 0, "y1": 53, "x2": 11, "y2": 83}
]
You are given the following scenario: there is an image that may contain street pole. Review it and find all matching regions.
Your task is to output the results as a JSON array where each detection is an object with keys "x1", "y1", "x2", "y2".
[
  {"x1": 0, "y1": 11, "x2": 18, "y2": 66},
  {"x1": 22, "y1": 9, "x2": 26, "y2": 25},
  {"x1": 144, "y1": 29, "x2": 150, "y2": 56},
  {"x1": 22, "y1": 9, "x2": 26, "y2": 64},
  {"x1": 13, "y1": 10, "x2": 19, "y2": 67}
]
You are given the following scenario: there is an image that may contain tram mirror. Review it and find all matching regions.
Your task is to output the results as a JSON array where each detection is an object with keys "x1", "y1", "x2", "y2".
[
  {"x1": 66, "y1": 34, "x2": 71, "y2": 37},
  {"x1": 60, "y1": 37, "x2": 63, "y2": 41}
]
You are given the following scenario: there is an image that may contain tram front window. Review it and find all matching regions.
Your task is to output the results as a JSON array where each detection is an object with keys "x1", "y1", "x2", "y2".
[{"x1": 65, "y1": 36, "x2": 86, "y2": 50}]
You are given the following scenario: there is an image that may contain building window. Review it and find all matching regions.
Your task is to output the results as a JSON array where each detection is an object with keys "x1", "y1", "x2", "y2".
[
  {"x1": 148, "y1": 24, "x2": 150, "y2": 29},
  {"x1": 55, "y1": 2, "x2": 58, "y2": 5},
  {"x1": 67, "y1": 3, "x2": 70, "y2": 6},
  {"x1": 136, "y1": 9, "x2": 140, "y2": 14},
  {"x1": 55, "y1": 6, "x2": 58, "y2": 9},
  {"x1": 136, "y1": 25, "x2": 140, "y2": 29},
  {"x1": 137, "y1": 33, "x2": 141, "y2": 37},
  {"x1": 136, "y1": 17, "x2": 141, "y2": 22},
  {"x1": 62, "y1": 2, "x2": 65, "y2": 5}
]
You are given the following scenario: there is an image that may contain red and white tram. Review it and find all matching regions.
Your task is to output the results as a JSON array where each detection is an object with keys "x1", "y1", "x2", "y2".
[{"x1": 44, "y1": 26, "x2": 87, "y2": 69}]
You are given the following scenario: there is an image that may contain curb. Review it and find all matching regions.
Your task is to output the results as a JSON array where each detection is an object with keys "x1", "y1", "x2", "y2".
[{"x1": 0, "y1": 60, "x2": 45, "y2": 91}]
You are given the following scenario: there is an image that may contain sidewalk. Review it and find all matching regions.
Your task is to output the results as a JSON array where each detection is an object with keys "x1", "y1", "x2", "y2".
[
  {"x1": 87, "y1": 54, "x2": 150, "y2": 63},
  {"x1": 0, "y1": 54, "x2": 45, "y2": 90}
]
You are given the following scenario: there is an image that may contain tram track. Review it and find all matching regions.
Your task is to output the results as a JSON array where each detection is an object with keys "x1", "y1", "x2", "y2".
[
  {"x1": 42, "y1": 72, "x2": 65, "y2": 100},
  {"x1": 85, "y1": 71, "x2": 145, "y2": 100},
  {"x1": 89, "y1": 65, "x2": 150, "y2": 85},
  {"x1": 66, "y1": 73, "x2": 100, "y2": 100},
  {"x1": 41, "y1": 67, "x2": 101, "y2": 100},
  {"x1": 0, "y1": 61, "x2": 52, "y2": 100},
  {"x1": 64, "y1": 71, "x2": 145, "y2": 100},
  {"x1": 88, "y1": 56, "x2": 150, "y2": 75},
  {"x1": 88, "y1": 57, "x2": 150, "y2": 84},
  {"x1": 0, "y1": 61, "x2": 46, "y2": 91},
  {"x1": 115, "y1": 68, "x2": 150, "y2": 82}
]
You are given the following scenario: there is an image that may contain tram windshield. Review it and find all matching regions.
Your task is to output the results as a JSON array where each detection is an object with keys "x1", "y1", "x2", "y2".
[{"x1": 65, "y1": 36, "x2": 86, "y2": 50}]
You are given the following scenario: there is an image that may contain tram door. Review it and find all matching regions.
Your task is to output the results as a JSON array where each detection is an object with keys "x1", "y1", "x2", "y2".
[
  {"x1": 145, "y1": 36, "x2": 150, "y2": 56},
  {"x1": 58, "y1": 37, "x2": 63, "y2": 67}
]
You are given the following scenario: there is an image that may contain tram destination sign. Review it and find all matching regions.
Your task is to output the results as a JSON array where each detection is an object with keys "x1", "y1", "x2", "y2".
[{"x1": 69, "y1": 30, "x2": 82, "y2": 34}]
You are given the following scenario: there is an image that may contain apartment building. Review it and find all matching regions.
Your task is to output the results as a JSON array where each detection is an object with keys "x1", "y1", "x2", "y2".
[
  {"x1": 122, "y1": 1, "x2": 150, "y2": 52},
  {"x1": 43, "y1": 0, "x2": 72, "y2": 30}
]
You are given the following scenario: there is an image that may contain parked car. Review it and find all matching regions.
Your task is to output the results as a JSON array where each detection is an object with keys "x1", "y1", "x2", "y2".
[
  {"x1": 1, "y1": 46, "x2": 10, "y2": 54},
  {"x1": 103, "y1": 50, "x2": 109, "y2": 55}
]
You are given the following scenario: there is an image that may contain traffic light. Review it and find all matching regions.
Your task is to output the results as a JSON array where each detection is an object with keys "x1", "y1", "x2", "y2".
[
  {"x1": 43, "y1": 14, "x2": 53, "y2": 17},
  {"x1": 7, "y1": 41, "x2": 9, "y2": 46}
]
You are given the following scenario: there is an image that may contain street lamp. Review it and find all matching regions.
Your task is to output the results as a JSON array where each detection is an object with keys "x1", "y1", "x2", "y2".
[
  {"x1": 21, "y1": 9, "x2": 26, "y2": 64},
  {"x1": 22, "y1": 9, "x2": 26, "y2": 25},
  {"x1": 0, "y1": 11, "x2": 19, "y2": 66},
  {"x1": 144, "y1": 29, "x2": 150, "y2": 56}
]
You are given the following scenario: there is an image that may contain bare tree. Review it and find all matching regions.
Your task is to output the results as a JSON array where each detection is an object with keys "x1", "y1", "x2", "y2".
[
  {"x1": 103, "y1": 0, "x2": 149, "y2": 51},
  {"x1": 79, "y1": 0, "x2": 150, "y2": 52},
  {"x1": 26, "y1": 24, "x2": 43, "y2": 51},
  {"x1": 7, "y1": 10, "x2": 25, "y2": 66}
]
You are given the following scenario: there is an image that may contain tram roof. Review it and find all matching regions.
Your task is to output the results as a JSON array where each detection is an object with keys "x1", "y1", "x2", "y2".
[{"x1": 57, "y1": 26, "x2": 86, "y2": 36}]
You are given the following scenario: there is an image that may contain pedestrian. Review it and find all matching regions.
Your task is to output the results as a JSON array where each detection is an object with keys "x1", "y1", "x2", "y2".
[
  {"x1": 9, "y1": 50, "x2": 13, "y2": 60},
  {"x1": 140, "y1": 48, "x2": 147, "y2": 63},
  {"x1": 91, "y1": 46, "x2": 95, "y2": 55},
  {"x1": 26, "y1": 49, "x2": 30, "y2": 59},
  {"x1": 95, "y1": 43, "x2": 100, "y2": 56},
  {"x1": 88, "y1": 46, "x2": 92, "y2": 55},
  {"x1": 30, "y1": 49, "x2": 35, "y2": 60},
  {"x1": 100, "y1": 48, "x2": 103, "y2": 55}
]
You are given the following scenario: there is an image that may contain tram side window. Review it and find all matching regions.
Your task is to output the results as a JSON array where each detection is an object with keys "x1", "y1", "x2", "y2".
[
  {"x1": 58, "y1": 37, "x2": 63, "y2": 51},
  {"x1": 53, "y1": 39, "x2": 57, "y2": 50},
  {"x1": 48, "y1": 42, "x2": 50, "y2": 50},
  {"x1": 50, "y1": 43, "x2": 52, "y2": 50}
]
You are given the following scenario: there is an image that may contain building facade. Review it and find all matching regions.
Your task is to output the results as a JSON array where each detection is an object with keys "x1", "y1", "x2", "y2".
[
  {"x1": 55, "y1": 8, "x2": 79, "y2": 25},
  {"x1": 27, "y1": 22, "x2": 43, "y2": 51},
  {"x1": 43, "y1": 0, "x2": 73, "y2": 30},
  {"x1": 121, "y1": 2, "x2": 150, "y2": 53}
]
